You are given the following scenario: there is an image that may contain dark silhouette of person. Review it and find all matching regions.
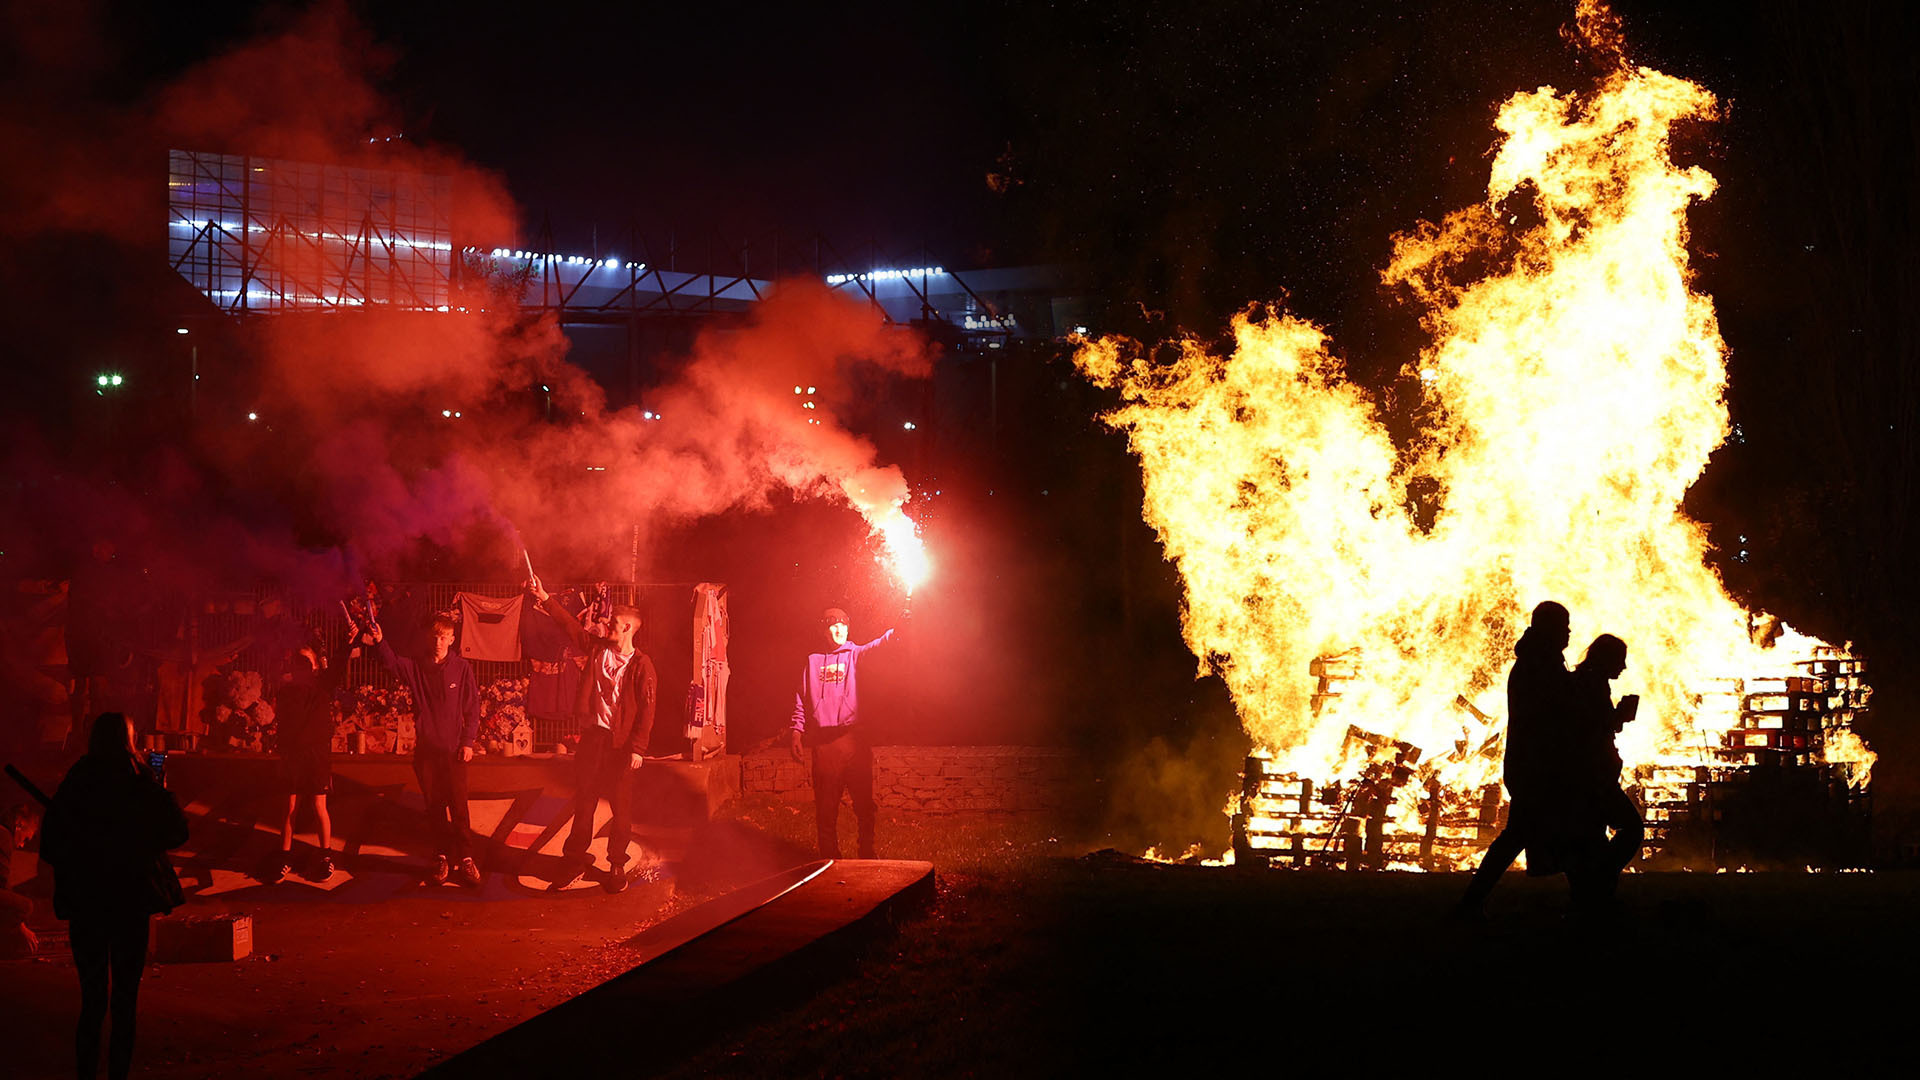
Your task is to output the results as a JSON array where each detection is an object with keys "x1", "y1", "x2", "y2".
[
  {"x1": 39, "y1": 712, "x2": 189, "y2": 1080},
  {"x1": 271, "y1": 626, "x2": 356, "y2": 883},
  {"x1": 1562, "y1": 634, "x2": 1645, "y2": 909},
  {"x1": 1457, "y1": 601, "x2": 1573, "y2": 915}
]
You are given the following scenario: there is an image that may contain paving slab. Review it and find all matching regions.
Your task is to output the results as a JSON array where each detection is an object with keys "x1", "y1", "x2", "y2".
[{"x1": 422, "y1": 858, "x2": 936, "y2": 1077}]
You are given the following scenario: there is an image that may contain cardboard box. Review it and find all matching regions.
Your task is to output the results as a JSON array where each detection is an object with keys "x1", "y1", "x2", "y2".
[{"x1": 152, "y1": 913, "x2": 253, "y2": 963}]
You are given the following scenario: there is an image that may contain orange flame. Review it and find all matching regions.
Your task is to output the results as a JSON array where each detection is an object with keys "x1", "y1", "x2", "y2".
[
  {"x1": 841, "y1": 468, "x2": 931, "y2": 595},
  {"x1": 1075, "y1": 4, "x2": 1870, "y2": 837}
]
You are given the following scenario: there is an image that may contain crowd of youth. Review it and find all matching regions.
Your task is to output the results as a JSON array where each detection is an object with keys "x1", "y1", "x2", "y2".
[{"x1": 4, "y1": 588, "x2": 903, "y2": 1080}]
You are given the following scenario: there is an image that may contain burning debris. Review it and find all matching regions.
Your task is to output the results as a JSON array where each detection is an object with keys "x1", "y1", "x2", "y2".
[{"x1": 1080, "y1": 1, "x2": 1875, "y2": 870}]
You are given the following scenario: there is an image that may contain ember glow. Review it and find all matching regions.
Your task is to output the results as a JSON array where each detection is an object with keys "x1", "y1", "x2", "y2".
[{"x1": 1076, "y1": 3, "x2": 1872, "y2": 864}]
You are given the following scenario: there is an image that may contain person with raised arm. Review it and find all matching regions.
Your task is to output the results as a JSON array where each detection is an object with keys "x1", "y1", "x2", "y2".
[
  {"x1": 790, "y1": 606, "x2": 902, "y2": 860},
  {"x1": 268, "y1": 624, "x2": 359, "y2": 883},
  {"x1": 370, "y1": 614, "x2": 483, "y2": 887},
  {"x1": 525, "y1": 574, "x2": 656, "y2": 893}
]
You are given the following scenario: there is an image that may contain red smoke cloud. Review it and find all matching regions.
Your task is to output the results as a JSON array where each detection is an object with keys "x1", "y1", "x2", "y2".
[
  {"x1": 248, "y1": 280, "x2": 931, "y2": 580},
  {"x1": 1, "y1": 1, "x2": 931, "y2": 589}
]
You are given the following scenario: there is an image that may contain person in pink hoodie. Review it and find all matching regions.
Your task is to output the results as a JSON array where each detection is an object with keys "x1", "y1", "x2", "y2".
[{"x1": 789, "y1": 607, "x2": 900, "y2": 859}]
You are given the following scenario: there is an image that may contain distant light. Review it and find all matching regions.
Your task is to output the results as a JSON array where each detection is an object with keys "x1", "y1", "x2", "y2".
[
  {"x1": 603, "y1": 257, "x2": 617, "y2": 268},
  {"x1": 793, "y1": 386, "x2": 802, "y2": 394},
  {"x1": 903, "y1": 421, "x2": 916, "y2": 431},
  {"x1": 96, "y1": 375, "x2": 109, "y2": 387},
  {"x1": 643, "y1": 410, "x2": 654, "y2": 420},
  {"x1": 806, "y1": 386, "x2": 816, "y2": 395},
  {"x1": 540, "y1": 384, "x2": 550, "y2": 392},
  {"x1": 453, "y1": 411, "x2": 462, "y2": 418},
  {"x1": 111, "y1": 375, "x2": 123, "y2": 386},
  {"x1": 1073, "y1": 325, "x2": 1088, "y2": 335},
  {"x1": 176, "y1": 328, "x2": 190, "y2": 335},
  {"x1": 442, "y1": 409, "x2": 452, "y2": 417},
  {"x1": 247, "y1": 412, "x2": 258, "y2": 421}
]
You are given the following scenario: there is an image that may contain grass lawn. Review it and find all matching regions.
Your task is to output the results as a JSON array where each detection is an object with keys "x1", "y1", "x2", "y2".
[{"x1": 669, "y1": 797, "x2": 1920, "y2": 1074}]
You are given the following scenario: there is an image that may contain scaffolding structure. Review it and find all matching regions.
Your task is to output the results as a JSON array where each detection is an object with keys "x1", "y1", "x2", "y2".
[
  {"x1": 167, "y1": 148, "x2": 1086, "y2": 341},
  {"x1": 168, "y1": 149, "x2": 456, "y2": 313}
]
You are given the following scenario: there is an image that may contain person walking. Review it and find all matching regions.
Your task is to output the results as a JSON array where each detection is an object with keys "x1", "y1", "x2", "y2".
[
  {"x1": 1456, "y1": 600, "x2": 1578, "y2": 916},
  {"x1": 371, "y1": 616, "x2": 483, "y2": 888},
  {"x1": 1563, "y1": 633, "x2": 1645, "y2": 911},
  {"x1": 40, "y1": 712, "x2": 189, "y2": 1080},
  {"x1": 790, "y1": 607, "x2": 901, "y2": 860}
]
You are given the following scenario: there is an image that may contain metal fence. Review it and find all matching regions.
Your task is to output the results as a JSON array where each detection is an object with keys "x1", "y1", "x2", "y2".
[{"x1": 191, "y1": 582, "x2": 699, "y2": 749}]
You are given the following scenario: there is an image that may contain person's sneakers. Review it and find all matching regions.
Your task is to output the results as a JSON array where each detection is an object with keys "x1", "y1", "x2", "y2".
[
  {"x1": 548, "y1": 859, "x2": 591, "y2": 892},
  {"x1": 309, "y1": 856, "x2": 336, "y2": 881},
  {"x1": 427, "y1": 854, "x2": 450, "y2": 886},
  {"x1": 602, "y1": 865, "x2": 630, "y2": 894},
  {"x1": 456, "y1": 857, "x2": 482, "y2": 888},
  {"x1": 269, "y1": 861, "x2": 292, "y2": 885}
]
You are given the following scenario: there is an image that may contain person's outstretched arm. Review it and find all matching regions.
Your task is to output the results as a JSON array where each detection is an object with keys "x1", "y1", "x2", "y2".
[
  {"x1": 853, "y1": 627, "x2": 898, "y2": 656},
  {"x1": 369, "y1": 625, "x2": 415, "y2": 682},
  {"x1": 527, "y1": 577, "x2": 590, "y2": 653}
]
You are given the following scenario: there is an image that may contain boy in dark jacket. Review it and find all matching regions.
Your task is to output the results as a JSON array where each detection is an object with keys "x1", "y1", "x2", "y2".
[
  {"x1": 372, "y1": 616, "x2": 482, "y2": 887},
  {"x1": 41, "y1": 712, "x2": 189, "y2": 1080},
  {"x1": 526, "y1": 576, "x2": 656, "y2": 893}
]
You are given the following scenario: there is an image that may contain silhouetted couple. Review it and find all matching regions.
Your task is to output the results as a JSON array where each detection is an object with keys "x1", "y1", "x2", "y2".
[{"x1": 1458, "y1": 601, "x2": 1645, "y2": 918}]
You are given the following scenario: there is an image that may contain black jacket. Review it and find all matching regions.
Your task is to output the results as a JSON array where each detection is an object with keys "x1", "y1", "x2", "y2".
[
  {"x1": 539, "y1": 597, "x2": 657, "y2": 755},
  {"x1": 40, "y1": 755, "x2": 189, "y2": 920}
]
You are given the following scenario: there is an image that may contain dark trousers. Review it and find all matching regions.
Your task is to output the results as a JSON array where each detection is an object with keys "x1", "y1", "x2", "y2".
[
  {"x1": 1460, "y1": 825, "x2": 1528, "y2": 910},
  {"x1": 1569, "y1": 785, "x2": 1645, "y2": 908},
  {"x1": 69, "y1": 911, "x2": 150, "y2": 1080},
  {"x1": 413, "y1": 749, "x2": 472, "y2": 860},
  {"x1": 565, "y1": 728, "x2": 634, "y2": 870},
  {"x1": 810, "y1": 726, "x2": 875, "y2": 859}
]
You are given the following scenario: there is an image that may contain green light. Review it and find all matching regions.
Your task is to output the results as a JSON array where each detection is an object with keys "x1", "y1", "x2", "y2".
[
  {"x1": 110, "y1": 375, "x2": 123, "y2": 386},
  {"x1": 96, "y1": 375, "x2": 109, "y2": 387}
]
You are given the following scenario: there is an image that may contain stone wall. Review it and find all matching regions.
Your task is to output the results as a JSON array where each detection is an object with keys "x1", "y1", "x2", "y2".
[{"x1": 739, "y1": 745, "x2": 1073, "y2": 813}]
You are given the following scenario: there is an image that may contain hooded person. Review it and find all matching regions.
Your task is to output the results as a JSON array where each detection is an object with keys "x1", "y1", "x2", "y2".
[
  {"x1": 370, "y1": 615, "x2": 483, "y2": 888},
  {"x1": 789, "y1": 606, "x2": 902, "y2": 860},
  {"x1": 40, "y1": 712, "x2": 189, "y2": 1080},
  {"x1": 1456, "y1": 601, "x2": 1578, "y2": 915},
  {"x1": 1561, "y1": 633, "x2": 1645, "y2": 909},
  {"x1": 270, "y1": 624, "x2": 358, "y2": 883}
]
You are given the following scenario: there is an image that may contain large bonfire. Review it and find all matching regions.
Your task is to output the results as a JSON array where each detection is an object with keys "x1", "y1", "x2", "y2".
[{"x1": 1075, "y1": 1, "x2": 1871, "y2": 860}]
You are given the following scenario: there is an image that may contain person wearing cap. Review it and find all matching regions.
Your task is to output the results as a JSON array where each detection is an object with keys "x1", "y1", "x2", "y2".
[{"x1": 790, "y1": 606, "x2": 899, "y2": 859}]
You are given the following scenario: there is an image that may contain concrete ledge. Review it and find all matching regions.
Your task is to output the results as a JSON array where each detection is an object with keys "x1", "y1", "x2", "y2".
[{"x1": 422, "y1": 858, "x2": 935, "y2": 1076}]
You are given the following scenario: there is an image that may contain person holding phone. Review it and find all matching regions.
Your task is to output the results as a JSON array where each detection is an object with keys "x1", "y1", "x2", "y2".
[
  {"x1": 40, "y1": 712, "x2": 189, "y2": 1080},
  {"x1": 1565, "y1": 633, "x2": 1645, "y2": 910}
]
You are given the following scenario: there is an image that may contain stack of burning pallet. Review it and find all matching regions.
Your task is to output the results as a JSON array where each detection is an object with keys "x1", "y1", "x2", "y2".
[
  {"x1": 1635, "y1": 647, "x2": 1872, "y2": 869},
  {"x1": 1231, "y1": 745, "x2": 1504, "y2": 871},
  {"x1": 1233, "y1": 647, "x2": 1873, "y2": 872}
]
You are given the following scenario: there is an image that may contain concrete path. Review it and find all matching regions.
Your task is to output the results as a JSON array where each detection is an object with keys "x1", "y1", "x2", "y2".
[{"x1": 421, "y1": 858, "x2": 936, "y2": 1077}]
